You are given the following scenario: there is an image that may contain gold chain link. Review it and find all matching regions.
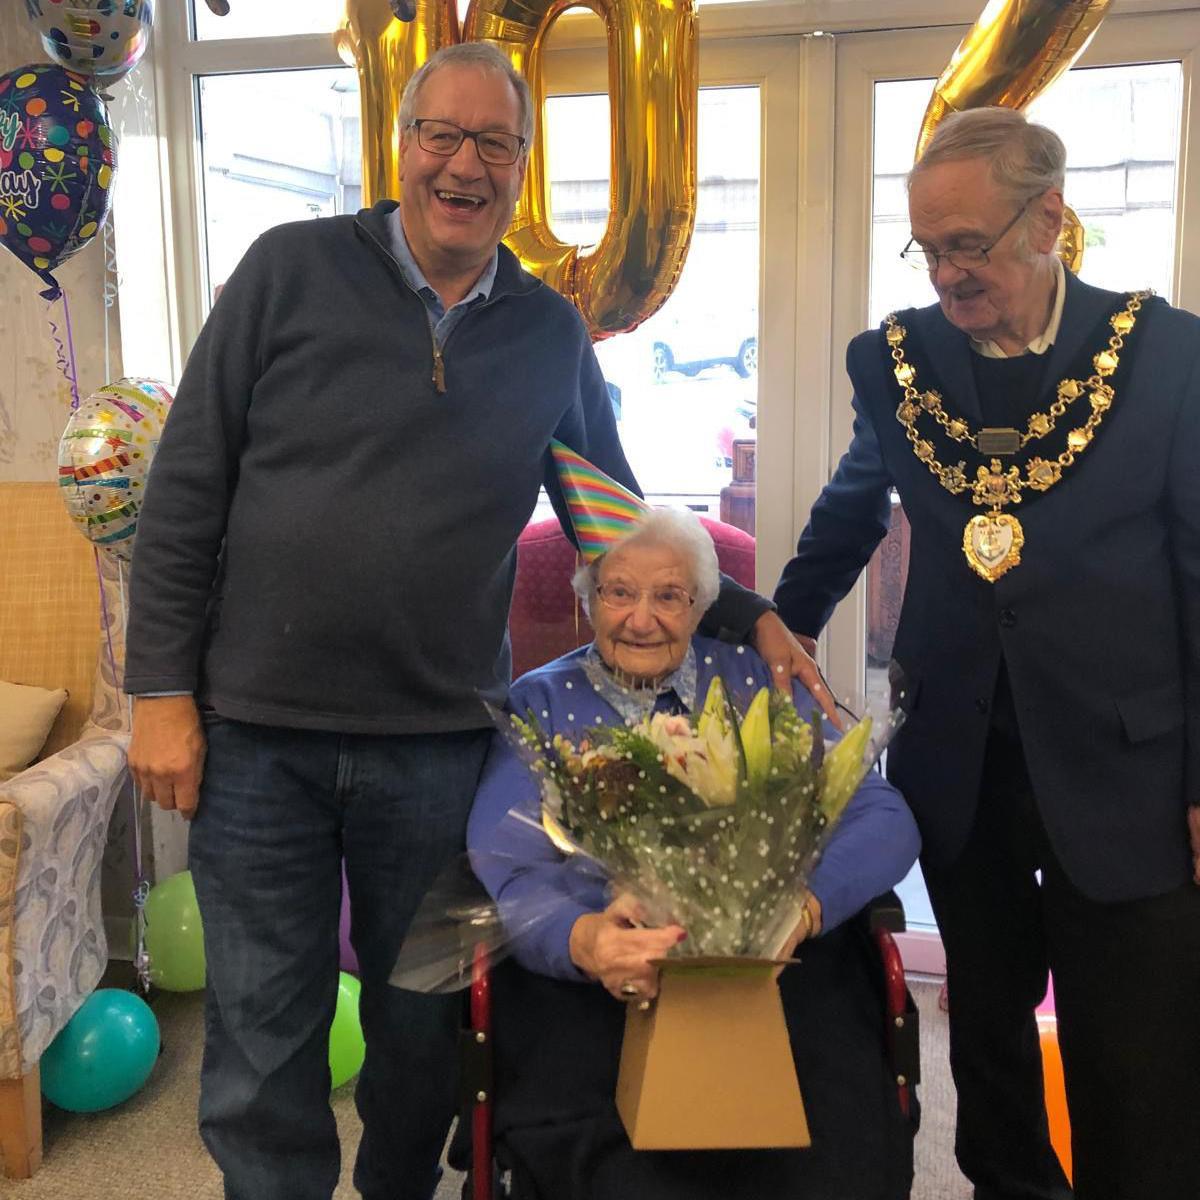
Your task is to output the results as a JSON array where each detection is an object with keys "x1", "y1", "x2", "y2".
[{"x1": 885, "y1": 292, "x2": 1148, "y2": 509}]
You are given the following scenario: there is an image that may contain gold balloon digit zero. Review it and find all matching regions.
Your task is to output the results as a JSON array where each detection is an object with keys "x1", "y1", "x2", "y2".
[{"x1": 339, "y1": 0, "x2": 700, "y2": 340}]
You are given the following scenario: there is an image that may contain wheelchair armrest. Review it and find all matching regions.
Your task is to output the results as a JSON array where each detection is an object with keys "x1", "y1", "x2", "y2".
[{"x1": 865, "y1": 889, "x2": 906, "y2": 935}]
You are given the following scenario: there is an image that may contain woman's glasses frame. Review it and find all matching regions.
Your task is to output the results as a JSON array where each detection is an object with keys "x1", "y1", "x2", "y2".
[{"x1": 593, "y1": 582, "x2": 696, "y2": 617}]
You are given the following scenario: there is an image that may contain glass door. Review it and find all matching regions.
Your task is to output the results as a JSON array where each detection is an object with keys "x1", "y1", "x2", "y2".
[
  {"x1": 539, "y1": 32, "x2": 817, "y2": 589},
  {"x1": 540, "y1": 85, "x2": 761, "y2": 524}
]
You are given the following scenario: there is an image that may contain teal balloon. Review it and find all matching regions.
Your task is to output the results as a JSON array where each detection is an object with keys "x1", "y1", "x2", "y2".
[
  {"x1": 144, "y1": 870, "x2": 206, "y2": 992},
  {"x1": 329, "y1": 972, "x2": 365, "y2": 1090},
  {"x1": 41, "y1": 989, "x2": 160, "y2": 1113}
]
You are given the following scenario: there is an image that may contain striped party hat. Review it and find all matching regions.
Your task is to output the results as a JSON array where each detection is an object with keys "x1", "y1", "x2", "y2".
[{"x1": 550, "y1": 440, "x2": 649, "y2": 562}]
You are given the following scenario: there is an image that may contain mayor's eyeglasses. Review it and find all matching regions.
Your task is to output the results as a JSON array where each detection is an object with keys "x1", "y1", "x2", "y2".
[{"x1": 900, "y1": 198, "x2": 1032, "y2": 272}]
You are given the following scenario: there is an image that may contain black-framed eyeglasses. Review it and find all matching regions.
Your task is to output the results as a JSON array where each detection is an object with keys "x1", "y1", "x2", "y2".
[
  {"x1": 594, "y1": 582, "x2": 696, "y2": 618},
  {"x1": 408, "y1": 118, "x2": 526, "y2": 166},
  {"x1": 900, "y1": 197, "x2": 1032, "y2": 272}
]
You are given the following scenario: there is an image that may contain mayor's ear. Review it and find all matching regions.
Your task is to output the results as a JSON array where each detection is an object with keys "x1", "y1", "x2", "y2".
[{"x1": 1031, "y1": 188, "x2": 1065, "y2": 256}]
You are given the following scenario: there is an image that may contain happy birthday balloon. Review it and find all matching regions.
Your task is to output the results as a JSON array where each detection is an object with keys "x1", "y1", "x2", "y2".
[
  {"x1": 25, "y1": 1, "x2": 154, "y2": 87},
  {"x1": 0, "y1": 63, "x2": 116, "y2": 298},
  {"x1": 59, "y1": 377, "x2": 173, "y2": 563}
]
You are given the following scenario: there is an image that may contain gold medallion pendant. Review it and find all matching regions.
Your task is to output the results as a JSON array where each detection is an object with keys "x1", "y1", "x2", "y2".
[{"x1": 963, "y1": 511, "x2": 1025, "y2": 582}]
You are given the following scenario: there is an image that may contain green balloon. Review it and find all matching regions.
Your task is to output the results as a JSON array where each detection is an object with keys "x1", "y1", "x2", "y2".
[
  {"x1": 144, "y1": 870, "x2": 207, "y2": 992},
  {"x1": 329, "y1": 971, "x2": 365, "y2": 1090}
]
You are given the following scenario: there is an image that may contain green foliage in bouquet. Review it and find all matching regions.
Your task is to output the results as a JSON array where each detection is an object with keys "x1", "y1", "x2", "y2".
[{"x1": 506, "y1": 678, "x2": 878, "y2": 958}]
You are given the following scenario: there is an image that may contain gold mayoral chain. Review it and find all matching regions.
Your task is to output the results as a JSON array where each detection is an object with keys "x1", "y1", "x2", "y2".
[{"x1": 885, "y1": 291, "x2": 1150, "y2": 583}]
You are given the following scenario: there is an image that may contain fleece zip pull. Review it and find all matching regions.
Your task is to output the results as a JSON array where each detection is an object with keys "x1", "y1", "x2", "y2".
[{"x1": 354, "y1": 209, "x2": 541, "y2": 399}]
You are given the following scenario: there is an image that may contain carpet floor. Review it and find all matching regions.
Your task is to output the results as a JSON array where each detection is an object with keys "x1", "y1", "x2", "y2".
[{"x1": 9, "y1": 981, "x2": 970, "y2": 1199}]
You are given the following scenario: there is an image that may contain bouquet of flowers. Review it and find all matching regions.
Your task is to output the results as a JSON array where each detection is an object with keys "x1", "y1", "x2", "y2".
[{"x1": 503, "y1": 678, "x2": 895, "y2": 959}]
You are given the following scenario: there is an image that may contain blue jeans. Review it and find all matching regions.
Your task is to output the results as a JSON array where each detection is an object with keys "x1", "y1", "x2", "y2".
[{"x1": 188, "y1": 714, "x2": 491, "y2": 1200}]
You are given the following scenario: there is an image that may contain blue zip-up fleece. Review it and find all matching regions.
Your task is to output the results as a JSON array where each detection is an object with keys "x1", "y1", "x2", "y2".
[{"x1": 124, "y1": 200, "x2": 769, "y2": 734}]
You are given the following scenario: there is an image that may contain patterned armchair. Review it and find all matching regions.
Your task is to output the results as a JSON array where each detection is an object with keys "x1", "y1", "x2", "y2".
[{"x1": 0, "y1": 482, "x2": 129, "y2": 1178}]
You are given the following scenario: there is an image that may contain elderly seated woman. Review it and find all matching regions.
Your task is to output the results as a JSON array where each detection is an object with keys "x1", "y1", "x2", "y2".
[{"x1": 468, "y1": 507, "x2": 920, "y2": 1200}]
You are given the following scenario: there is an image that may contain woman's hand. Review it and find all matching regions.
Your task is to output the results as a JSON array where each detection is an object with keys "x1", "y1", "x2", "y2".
[
  {"x1": 568, "y1": 894, "x2": 685, "y2": 1003},
  {"x1": 778, "y1": 892, "x2": 824, "y2": 961}
]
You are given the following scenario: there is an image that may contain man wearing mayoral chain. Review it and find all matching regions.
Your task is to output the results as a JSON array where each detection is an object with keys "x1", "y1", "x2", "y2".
[
  {"x1": 123, "y1": 42, "x2": 821, "y2": 1200},
  {"x1": 775, "y1": 106, "x2": 1200, "y2": 1200}
]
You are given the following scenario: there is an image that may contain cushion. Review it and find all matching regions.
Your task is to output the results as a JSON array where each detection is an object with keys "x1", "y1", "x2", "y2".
[{"x1": 0, "y1": 679, "x2": 69, "y2": 782}]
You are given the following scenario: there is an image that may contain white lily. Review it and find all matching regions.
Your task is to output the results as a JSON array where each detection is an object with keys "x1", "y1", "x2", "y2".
[{"x1": 645, "y1": 704, "x2": 739, "y2": 807}]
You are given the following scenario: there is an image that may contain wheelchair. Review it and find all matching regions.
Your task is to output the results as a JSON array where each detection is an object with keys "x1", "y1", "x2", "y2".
[{"x1": 451, "y1": 896, "x2": 920, "y2": 1200}]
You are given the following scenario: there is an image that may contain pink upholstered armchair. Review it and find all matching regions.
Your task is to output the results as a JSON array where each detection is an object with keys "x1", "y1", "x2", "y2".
[{"x1": 507, "y1": 515, "x2": 757, "y2": 678}]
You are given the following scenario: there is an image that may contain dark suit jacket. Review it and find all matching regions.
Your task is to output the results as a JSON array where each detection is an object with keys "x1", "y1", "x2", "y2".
[{"x1": 775, "y1": 272, "x2": 1200, "y2": 902}]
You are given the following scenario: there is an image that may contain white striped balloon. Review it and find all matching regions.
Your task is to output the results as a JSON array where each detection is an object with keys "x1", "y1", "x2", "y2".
[{"x1": 58, "y1": 377, "x2": 173, "y2": 563}]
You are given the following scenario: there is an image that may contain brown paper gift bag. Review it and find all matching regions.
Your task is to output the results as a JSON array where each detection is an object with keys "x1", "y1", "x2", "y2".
[{"x1": 615, "y1": 958, "x2": 810, "y2": 1150}]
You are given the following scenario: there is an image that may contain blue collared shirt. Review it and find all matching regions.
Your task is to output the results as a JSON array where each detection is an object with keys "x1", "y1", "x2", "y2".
[
  {"x1": 581, "y1": 643, "x2": 698, "y2": 724},
  {"x1": 387, "y1": 207, "x2": 498, "y2": 349}
]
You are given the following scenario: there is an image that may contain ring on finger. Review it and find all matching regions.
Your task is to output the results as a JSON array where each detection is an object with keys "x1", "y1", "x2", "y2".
[{"x1": 619, "y1": 980, "x2": 639, "y2": 998}]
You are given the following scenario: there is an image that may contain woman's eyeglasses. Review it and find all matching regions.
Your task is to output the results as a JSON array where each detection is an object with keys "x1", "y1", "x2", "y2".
[{"x1": 594, "y1": 583, "x2": 696, "y2": 617}]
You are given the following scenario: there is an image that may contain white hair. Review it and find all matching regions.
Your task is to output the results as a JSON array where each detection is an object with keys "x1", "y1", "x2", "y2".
[
  {"x1": 910, "y1": 107, "x2": 1066, "y2": 197},
  {"x1": 571, "y1": 508, "x2": 721, "y2": 620},
  {"x1": 398, "y1": 43, "x2": 533, "y2": 144}
]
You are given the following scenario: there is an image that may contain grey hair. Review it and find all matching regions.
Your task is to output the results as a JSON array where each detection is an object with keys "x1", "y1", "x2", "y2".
[
  {"x1": 571, "y1": 508, "x2": 722, "y2": 620},
  {"x1": 398, "y1": 44, "x2": 534, "y2": 146}
]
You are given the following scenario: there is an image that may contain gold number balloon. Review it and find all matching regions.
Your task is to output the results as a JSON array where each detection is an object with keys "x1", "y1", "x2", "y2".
[
  {"x1": 916, "y1": 0, "x2": 1112, "y2": 156},
  {"x1": 915, "y1": 0, "x2": 1113, "y2": 271},
  {"x1": 339, "y1": 0, "x2": 699, "y2": 340}
]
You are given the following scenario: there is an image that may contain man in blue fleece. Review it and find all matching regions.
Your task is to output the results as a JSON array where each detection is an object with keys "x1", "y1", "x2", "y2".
[{"x1": 125, "y1": 43, "x2": 819, "y2": 1200}]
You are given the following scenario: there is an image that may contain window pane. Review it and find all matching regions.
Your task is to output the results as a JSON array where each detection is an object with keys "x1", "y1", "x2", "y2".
[
  {"x1": 198, "y1": 69, "x2": 360, "y2": 301},
  {"x1": 545, "y1": 87, "x2": 761, "y2": 532},
  {"x1": 192, "y1": 0, "x2": 347, "y2": 40},
  {"x1": 863, "y1": 62, "x2": 1185, "y2": 934},
  {"x1": 1026, "y1": 62, "x2": 1182, "y2": 300}
]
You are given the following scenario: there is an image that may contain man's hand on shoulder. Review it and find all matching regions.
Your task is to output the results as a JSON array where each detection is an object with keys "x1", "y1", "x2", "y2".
[
  {"x1": 129, "y1": 695, "x2": 207, "y2": 820},
  {"x1": 749, "y1": 612, "x2": 841, "y2": 728}
]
